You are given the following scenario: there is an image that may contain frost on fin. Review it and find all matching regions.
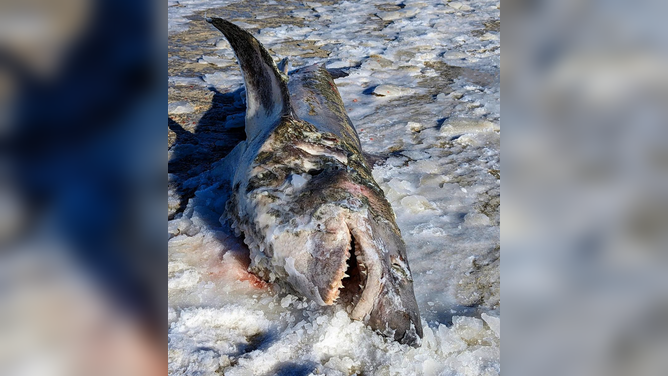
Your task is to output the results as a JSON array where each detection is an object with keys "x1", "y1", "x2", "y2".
[{"x1": 207, "y1": 18, "x2": 292, "y2": 141}]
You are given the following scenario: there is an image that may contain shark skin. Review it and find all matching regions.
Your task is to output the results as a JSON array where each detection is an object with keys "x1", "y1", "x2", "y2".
[{"x1": 207, "y1": 18, "x2": 423, "y2": 346}]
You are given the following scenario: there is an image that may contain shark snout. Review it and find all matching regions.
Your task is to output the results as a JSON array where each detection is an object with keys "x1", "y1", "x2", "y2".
[
  {"x1": 336, "y1": 214, "x2": 424, "y2": 346},
  {"x1": 368, "y1": 273, "x2": 423, "y2": 347}
]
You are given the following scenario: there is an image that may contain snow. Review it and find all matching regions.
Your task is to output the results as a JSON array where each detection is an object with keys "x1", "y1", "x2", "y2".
[{"x1": 169, "y1": 0, "x2": 500, "y2": 374}]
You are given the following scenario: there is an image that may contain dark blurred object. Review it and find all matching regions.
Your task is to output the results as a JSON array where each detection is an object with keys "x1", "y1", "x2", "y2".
[
  {"x1": 504, "y1": 0, "x2": 668, "y2": 375},
  {"x1": 0, "y1": 0, "x2": 164, "y2": 374}
]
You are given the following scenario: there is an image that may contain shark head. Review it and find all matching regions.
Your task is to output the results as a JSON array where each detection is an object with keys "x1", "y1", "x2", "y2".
[{"x1": 267, "y1": 164, "x2": 423, "y2": 347}]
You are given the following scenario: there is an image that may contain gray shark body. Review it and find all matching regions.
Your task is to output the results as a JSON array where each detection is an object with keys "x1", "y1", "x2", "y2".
[{"x1": 208, "y1": 18, "x2": 422, "y2": 346}]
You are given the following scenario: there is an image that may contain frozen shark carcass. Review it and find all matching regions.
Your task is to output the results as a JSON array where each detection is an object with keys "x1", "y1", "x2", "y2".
[{"x1": 208, "y1": 18, "x2": 423, "y2": 346}]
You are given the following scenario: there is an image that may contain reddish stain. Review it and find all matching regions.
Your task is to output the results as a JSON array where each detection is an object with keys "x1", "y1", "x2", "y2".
[
  {"x1": 339, "y1": 181, "x2": 385, "y2": 214},
  {"x1": 213, "y1": 251, "x2": 271, "y2": 290},
  {"x1": 239, "y1": 273, "x2": 270, "y2": 289},
  {"x1": 369, "y1": 137, "x2": 374, "y2": 141},
  {"x1": 353, "y1": 99, "x2": 358, "y2": 102}
]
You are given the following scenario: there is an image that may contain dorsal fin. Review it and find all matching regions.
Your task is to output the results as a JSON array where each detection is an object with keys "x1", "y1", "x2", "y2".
[{"x1": 207, "y1": 18, "x2": 292, "y2": 140}]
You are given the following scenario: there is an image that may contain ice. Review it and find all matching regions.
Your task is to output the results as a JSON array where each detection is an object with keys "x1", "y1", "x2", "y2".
[
  {"x1": 372, "y1": 83, "x2": 415, "y2": 97},
  {"x1": 197, "y1": 55, "x2": 235, "y2": 67},
  {"x1": 168, "y1": 269, "x2": 200, "y2": 290},
  {"x1": 481, "y1": 313, "x2": 500, "y2": 338},
  {"x1": 376, "y1": 8, "x2": 419, "y2": 21},
  {"x1": 168, "y1": 76, "x2": 203, "y2": 87},
  {"x1": 441, "y1": 118, "x2": 499, "y2": 137},
  {"x1": 280, "y1": 294, "x2": 296, "y2": 308},
  {"x1": 465, "y1": 212, "x2": 492, "y2": 226},
  {"x1": 168, "y1": 101, "x2": 194, "y2": 114},
  {"x1": 448, "y1": 2, "x2": 473, "y2": 11},
  {"x1": 202, "y1": 71, "x2": 243, "y2": 90},
  {"x1": 169, "y1": 0, "x2": 500, "y2": 374},
  {"x1": 401, "y1": 195, "x2": 437, "y2": 213},
  {"x1": 387, "y1": 178, "x2": 414, "y2": 195},
  {"x1": 406, "y1": 121, "x2": 425, "y2": 132},
  {"x1": 168, "y1": 0, "x2": 243, "y2": 34}
]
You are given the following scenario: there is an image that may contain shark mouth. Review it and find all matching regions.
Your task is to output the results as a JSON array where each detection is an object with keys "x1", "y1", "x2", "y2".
[
  {"x1": 336, "y1": 234, "x2": 367, "y2": 310},
  {"x1": 324, "y1": 226, "x2": 380, "y2": 320}
]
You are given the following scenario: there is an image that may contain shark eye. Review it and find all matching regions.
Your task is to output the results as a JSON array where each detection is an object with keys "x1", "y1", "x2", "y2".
[{"x1": 391, "y1": 262, "x2": 412, "y2": 282}]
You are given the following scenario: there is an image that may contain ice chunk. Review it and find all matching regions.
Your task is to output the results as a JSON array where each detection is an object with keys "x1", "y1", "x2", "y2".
[
  {"x1": 419, "y1": 174, "x2": 449, "y2": 187},
  {"x1": 482, "y1": 313, "x2": 500, "y2": 338},
  {"x1": 197, "y1": 55, "x2": 235, "y2": 67},
  {"x1": 384, "y1": 188, "x2": 403, "y2": 203},
  {"x1": 372, "y1": 84, "x2": 415, "y2": 97},
  {"x1": 406, "y1": 121, "x2": 425, "y2": 132},
  {"x1": 464, "y1": 212, "x2": 491, "y2": 226},
  {"x1": 452, "y1": 316, "x2": 485, "y2": 343},
  {"x1": 436, "y1": 324, "x2": 468, "y2": 355},
  {"x1": 400, "y1": 195, "x2": 436, "y2": 213},
  {"x1": 203, "y1": 71, "x2": 243, "y2": 89},
  {"x1": 168, "y1": 269, "x2": 200, "y2": 290},
  {"x1": 422, "y1": 326, "x2": 438, "y2": 349},
  {"x1": 414, "y1": 159, "x2": 440, "y2": 174},
  {"x1": 388, "y1": 178, "x2": 414, "y2": 194},
  {"x1": 168, "y1": 101, "x2": 195, "y2": 114},
  {"x1": 280, "y1": 295, "x2": 295, "y2": 308},
  {"x1": 324, "y1": 356, "x2": 358, "y2": 375},
  {"x1": 448, "y1": 2, "x2": 472, "y2": 11},
  {"x1": 168, "y1": 76, "x2": 204, "y2": 87},
  {"x1": 480, "y1": 33, "x2": 499, "y2": 41},
  {"x1": 422, "y1": 358, "x2": 441, "y2": 376},
  {"x1": 441, "y1": 118, "x2": 499, "y2": 137}
]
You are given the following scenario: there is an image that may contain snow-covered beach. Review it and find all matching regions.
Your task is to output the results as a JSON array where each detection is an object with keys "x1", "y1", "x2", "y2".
[{"x1": 168, "y1": 1, "x2": 500, "y2": 374}]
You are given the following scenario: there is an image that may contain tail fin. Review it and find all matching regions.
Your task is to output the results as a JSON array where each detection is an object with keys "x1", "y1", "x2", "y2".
[{"x1": 207, "y1": 18, "x2": 292, "y2": 140}]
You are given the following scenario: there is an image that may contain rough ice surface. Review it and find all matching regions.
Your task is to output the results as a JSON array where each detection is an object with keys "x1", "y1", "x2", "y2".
[
  {"x1": 168, "y1": 0, "x2": 500, "y2": 375},
  {"x1": 168, "y1": 0, "x2": 244, "y2": 34}
]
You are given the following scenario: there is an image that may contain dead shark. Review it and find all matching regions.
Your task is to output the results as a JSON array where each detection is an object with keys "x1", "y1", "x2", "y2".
[{"x1": 208, "y1": 18, "x2": 423, "y2": 346}]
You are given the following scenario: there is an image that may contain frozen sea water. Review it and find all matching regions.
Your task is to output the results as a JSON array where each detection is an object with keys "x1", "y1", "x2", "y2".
[{"x1": 168, "y1": 0, "x2": 500, "y2": 375}]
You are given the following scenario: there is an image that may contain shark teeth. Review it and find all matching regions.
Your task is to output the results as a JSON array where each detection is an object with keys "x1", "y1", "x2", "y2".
[{"x1": 324, "y1": 231, "x2": 370, "y2": 308}]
